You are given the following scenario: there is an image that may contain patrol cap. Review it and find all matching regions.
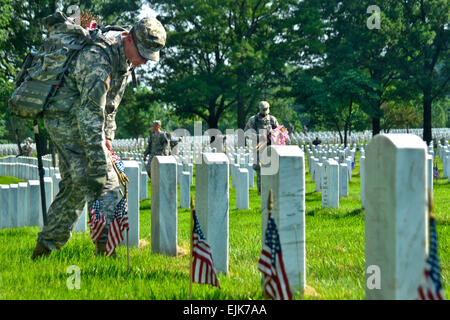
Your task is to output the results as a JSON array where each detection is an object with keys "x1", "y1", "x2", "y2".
[
  {"x1": 130, "y1": 17, "x2": 166, "y2": 62},
  {"x1": 259, "y1": 101, "x2": 270, "y2": 111},
  {"x1": 152, "y1": 120, "x2": 161, "y2": 126}
]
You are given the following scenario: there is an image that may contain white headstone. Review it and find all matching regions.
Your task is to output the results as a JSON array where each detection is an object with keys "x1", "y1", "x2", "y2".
[
  {"x1": 196, "y1": 153, "x2": 229, "y2": 274},
  {"x1": 73, "y1": 203, "x2": 87, "y2": 232},
  {"x1": 426, "y1": 154, "x2": 433, "y2": 194},
  {"x1": 28, "y1": 180, "x2": 41, "y2": 227},
  {"x1": 44, "y1": 177, "x2": 53, "y2": 223},
  {"x1": 180, "y1": 171, "x2": 190, "y2": 209},
  {"x1": 360, "y1": 156, "x2": 366, "y2": 209},
  {"x1": 17, "y1": 182, "x2": 29, "y2": 227},
  {"x1": 0, "y1": 185, "x2": 10, "y2": 228},
  {"x1": 314, "y1": 163, "x2": 323, "y2": 192},
  {"x1": 261, "y1": 145, "x2": 306, "y2": 295},
  {"x1": 365, "y1": 134, "x2": 427, "y2": 300},
  {"x1": 9, "y1": 184, "x2": 18, "y2": 227},
  {"x1": 339, "y1": 163, "x2": 349, "y2": 198},
  {"x1": 151, "y1": 156, "x2": 178, "y2": 256},
  {"x1": 236, "y1": 168, "x2": 249, "y2": 209},
  {"x1": 140, "y1": 170, "x2": 148, "y2": 200},
  {"x1": 322, "y1": 159, "x2": 339, "y2": 208}
]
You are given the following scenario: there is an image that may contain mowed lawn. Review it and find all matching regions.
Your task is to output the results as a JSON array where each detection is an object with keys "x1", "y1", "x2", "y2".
[{"x1": 0, "y1": 151, "x2": 448, "y2": 300}]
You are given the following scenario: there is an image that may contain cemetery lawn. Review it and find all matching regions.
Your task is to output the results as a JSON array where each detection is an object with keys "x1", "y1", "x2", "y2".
[
  {"x1": 0, "y1": 176, "x2": 26, "y2": 184},
  {"x1": 0, "y1": 154, "x2": 448, "y2": 300}
]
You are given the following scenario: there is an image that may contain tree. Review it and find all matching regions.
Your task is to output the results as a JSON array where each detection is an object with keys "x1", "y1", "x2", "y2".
[
  {"x1": 145, "y1": 0, "x2": 315, "y2": 129},
  {"x1": 0, "y1": 0, "x2": 142, "y2": 142},
  {"x1": 381, "y1": 102, "x2": 422, "y2": 132},
  {"x1": 292, "y1": 69, "x2": 374, "y2": 146},
  {"x1": 388, "y1": 0, "x2": 449, "y2": 144}
]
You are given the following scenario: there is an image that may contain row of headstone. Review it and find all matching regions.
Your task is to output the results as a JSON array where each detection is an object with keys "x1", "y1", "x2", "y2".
[
  {"x1": 437, "y1": 141, "x2": 450, "y2": 180},
  {"x1": 0, "y1": 178, "x2": 52, "y2": 229},
  {"x1": 0, "y1": 157, "x2": 145, "y2": 236},
  {"x1": 78, "y1": 135, "x2": 450, "y2": 299}
]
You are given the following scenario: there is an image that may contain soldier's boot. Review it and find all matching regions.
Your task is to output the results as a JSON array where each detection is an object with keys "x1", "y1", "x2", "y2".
[
  {"x1": 31, "y1": 241, "x2": 51, "y2": 260},
  {"x1": 95, "y1": 242, "x2": 116, "y2": 258}
]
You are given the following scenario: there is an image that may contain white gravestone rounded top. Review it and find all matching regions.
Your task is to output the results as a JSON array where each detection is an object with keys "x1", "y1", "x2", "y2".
[{"x1": 365, "y1": 134, "x2": 427, "y2": 300}]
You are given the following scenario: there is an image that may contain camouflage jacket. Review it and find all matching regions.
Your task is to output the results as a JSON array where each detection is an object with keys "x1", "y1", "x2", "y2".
[
  {"x1": 48, "y1": 30, "x2": 132, "y2": 139},
  {"x1": 245, "y1": 113, "x2": 279, "y2": 133},
  {"x1": 144, "y1": 131, "x2": 171, "y2": 157},
  {"x1": 45, "y1": 30, "x2": 132, "y2": 172}
]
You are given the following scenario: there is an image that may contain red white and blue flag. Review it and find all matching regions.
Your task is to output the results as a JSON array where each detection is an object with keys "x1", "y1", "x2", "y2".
[
  {"x1": 417, "y1": 216, "x2": 445, "y2": 300},
  {"x1": 88, "y1": 200, "x2": 106, "y2": 242},
  {"x1": 106, "y1": 197, "x2": 129, "y2": 257},
  {"x1": 192, "y1": 211, "x2": 220, "y2": 288},
  {"x1": 258, "y1": 214, "x2": 292, "y2": 300},
  {"x1": 111, "y1": 151, "x2": 125, "y2": 173},
  {"x1": 433, "y1": 165, "x2": 439, "y2": 181}
]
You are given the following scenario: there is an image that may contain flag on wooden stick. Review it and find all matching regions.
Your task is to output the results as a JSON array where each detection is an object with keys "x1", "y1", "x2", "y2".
[
  {"x1": 417, "y1": 195, "x2": 444, "y2": 300},
  {"x1": 190, "y1": 197, "x2": 220, "y2": 291},
  {"x1": 258, "y1": 190, "x2": 292, "y2": 300},
  {"x1": 106, "y1": 197, "x2": 129, "y2": 257},
  {"x1": 88, "y1": 200, "x2": 106, "y2": 243}
]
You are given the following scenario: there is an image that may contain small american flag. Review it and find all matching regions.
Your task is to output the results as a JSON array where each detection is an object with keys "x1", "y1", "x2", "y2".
[
  {"x1": 417, "y1": 216, "x2": 445, "y2": 300},
  {"x1": 433, "y1": 166, "x2": 439, "y2": 181},
  {"x1": 111, "y1": 152, "x2": 125, "y2": 173},
  {"x1": 106, "y1": 197, "x2": 129, "y2": 257},
  {"x1": 192, "y1": 211, "x2": 220, "y2": 288},
  {"x1": 88, "y1": 200, "x2": 106, "y2": 242},
  {"x1": 258, "y1": 214, "x2": 292, "y2": 300}
]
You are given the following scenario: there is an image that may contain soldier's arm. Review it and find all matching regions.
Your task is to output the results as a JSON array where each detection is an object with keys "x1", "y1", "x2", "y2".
[
  {"x1": 104, "y1": 80, "x2": 127, "y2": 141},
  {"x1": 144, "y1": 135, "x2": 152, "y2": 157},
  {"x1": 272, "y1": 116, "x2": 280, "y2": 129},
  {"x1": 73, "y1": 47, "x2": 112, "y2": 180},
  {"x1": 245, "y1": 116, "x2": 254, "y2": 131}
]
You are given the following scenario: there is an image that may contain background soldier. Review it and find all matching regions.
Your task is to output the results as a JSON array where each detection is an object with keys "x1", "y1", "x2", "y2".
[
  {"x1": 21, "y1": 137, "x2": 33, "y2": 156},
  {"x1": 32, "y1": 14, "x2": 166, "y2": 259},
  {"x1": 245, "y1": 101, "x2": 279, "y2": 195},
  {"x1": 143, "y1": 120, "x2": 172, "y2": 177}
]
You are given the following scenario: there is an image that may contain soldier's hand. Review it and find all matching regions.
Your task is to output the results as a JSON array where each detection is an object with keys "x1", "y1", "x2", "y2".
[{"x1": 105, "y1": 139, "x2": 112, "y2": 151}]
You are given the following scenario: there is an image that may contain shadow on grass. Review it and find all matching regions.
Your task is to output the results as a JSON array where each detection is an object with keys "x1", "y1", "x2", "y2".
[{"x1": 342, "y1": 208, "x2": 364, "y2": 218}]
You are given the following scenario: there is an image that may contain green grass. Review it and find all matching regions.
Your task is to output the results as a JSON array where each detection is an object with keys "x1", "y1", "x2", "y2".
[
  {"x1": 0, "y1": 153, "x2": 448, "y2": 300},
  {"x1": 0, "y1": 176, "x2": 26, "y2": 185}
]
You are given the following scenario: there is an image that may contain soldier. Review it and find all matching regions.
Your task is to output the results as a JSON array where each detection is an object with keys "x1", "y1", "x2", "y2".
[
  {"x1": 245, "y1": 101, "x2": 279, "y2": 195},
  {"x1": 21, "y1": 137, "x2": 33, "y2": 156},
  {"x1": 143, "y1": 120, "x2": 172, "y2": 177},
  {"x1": 31, "y1": 14, "x2": 167, "y2": 259}
]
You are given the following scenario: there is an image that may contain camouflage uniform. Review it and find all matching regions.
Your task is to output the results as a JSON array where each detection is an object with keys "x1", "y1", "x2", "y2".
[
  {"x1": 36, "y1": 17, "x2": 166, "y2": 252},
  {"x1": 143, "y1": 130, "x2": 172, "y2": 177},
  {"x1": 245, "y1": 102, "x2": 279, "y2": 194},
  {"x1": 21, "y1": 138, "x2": 33, "y2": 156}
]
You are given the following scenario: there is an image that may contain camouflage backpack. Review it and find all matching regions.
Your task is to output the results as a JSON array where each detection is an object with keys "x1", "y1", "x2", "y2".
[{"x1": 8, "y1": 11, "x2": 125, "y2": 119}]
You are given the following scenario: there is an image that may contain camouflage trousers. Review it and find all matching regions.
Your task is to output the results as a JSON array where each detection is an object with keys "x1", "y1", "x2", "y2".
[
  {"x1": 253, "y1": 163, "x2": 261, "y2": 194},
  {"x1": 145, "y1": 155, "x2": 154, "y2": 178},
  {"x1": 37, "y1": 113, "x2": 121, "y2": 251}
]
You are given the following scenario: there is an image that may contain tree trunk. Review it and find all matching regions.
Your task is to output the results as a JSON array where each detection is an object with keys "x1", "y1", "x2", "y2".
[
  {"x1": 237, "y1": 94, "x2": 246, "y2": 129},
  {"x1": 423, "y1": 94, "x2": 433, "y2": 145},
  {"x1": 372, "y1": 117, "x2": 381, "y2": 136},
  {"x1": 207, "y1": 115, "x2": 219, "y2": 129}
]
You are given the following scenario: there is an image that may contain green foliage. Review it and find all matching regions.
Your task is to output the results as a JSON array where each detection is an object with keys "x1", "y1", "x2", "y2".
[{"x1": 0, "y1": 0, "x2": 448, "y2": 139}]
